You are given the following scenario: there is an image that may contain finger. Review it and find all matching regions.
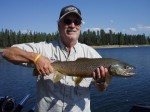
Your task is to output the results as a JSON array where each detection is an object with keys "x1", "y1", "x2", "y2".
[
  {"x1": 96, "y1": 68, "x2": 101, "y2": 79},
  {"x1": 100, "y1": 66, "x2": 105, "y2": 78},
  {"x1": 35, "y1": 63, "x2": 45, "y2": 75},
  {"x1": 49, "y1": 65, "x2": 53, "y2": 73},
  {"x1": 45, "y1": 69, "x2": 50, "y2": 75},
  {"x1": 45, "y1": 64, "x2": 53, "y2": 75},
  {"x1": 37, "y1": 69, "x2": 42, "y2": 75},
  {"x1": 42, "y1": 73, "x2": 47, "y2": 76},
  {"x1": 43, "y1": 66, "x2": 50, "y2": 75},
  {"x1": 104, "y1": 67, "x2": 108, "y2": 74},
  {"x1": 39, "y1": 68, "x2": 46, "y2": 75},
  {"x1": 92, "y1": 71, "x2": 96, "y2": 79}
]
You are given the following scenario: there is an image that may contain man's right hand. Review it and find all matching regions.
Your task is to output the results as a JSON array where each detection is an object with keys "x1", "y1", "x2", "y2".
[{"x1": 34, "y1": 55, "x2": 53, "y2": 76}]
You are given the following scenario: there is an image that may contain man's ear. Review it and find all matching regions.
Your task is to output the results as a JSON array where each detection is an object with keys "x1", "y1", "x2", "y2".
[
  {"x1": 57, "y1": 21, "x2": 60, "y2": 31},
  {"x1": 58, "y1": 24, "x2": 60, "y2": 28},
  {"x1": 58, "y1": 24, "x2": 60, "y2": 32}
]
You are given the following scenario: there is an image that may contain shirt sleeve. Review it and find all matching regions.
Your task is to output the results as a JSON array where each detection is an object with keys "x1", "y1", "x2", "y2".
[
  {"x1": 11, "y1": 41, "x2": 50, "y2": 67},
  {"x1": 12, "y1": 42, "x2": 45, "y2": 53}
]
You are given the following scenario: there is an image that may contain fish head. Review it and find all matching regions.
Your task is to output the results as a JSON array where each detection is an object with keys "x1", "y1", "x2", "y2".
[{"x1": 109, "y1": 63, "x2": 135, "y2": 77}]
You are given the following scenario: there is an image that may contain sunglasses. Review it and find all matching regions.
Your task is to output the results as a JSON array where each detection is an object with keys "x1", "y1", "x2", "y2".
[{"x1": 63, "y1": 19, "x2": 82, "y2": 25}]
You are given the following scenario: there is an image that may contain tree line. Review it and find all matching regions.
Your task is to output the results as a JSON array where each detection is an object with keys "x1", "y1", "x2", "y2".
[{"x1": 0, "y1": 28, "x2": 150, "y2": 48}]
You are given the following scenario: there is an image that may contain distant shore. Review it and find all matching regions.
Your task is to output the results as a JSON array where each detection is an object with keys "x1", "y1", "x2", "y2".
[
  {"x1": 0, "y1": 45, "x2": 150, "y2": 52},
  {"x1": 92, "y1": 45, "x2": 150, "y2": 49}
]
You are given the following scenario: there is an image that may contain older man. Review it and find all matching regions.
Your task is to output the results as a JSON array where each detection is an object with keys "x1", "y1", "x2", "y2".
[{"x1": 3, "y1": 5, "x2": 108, "y2": 112}]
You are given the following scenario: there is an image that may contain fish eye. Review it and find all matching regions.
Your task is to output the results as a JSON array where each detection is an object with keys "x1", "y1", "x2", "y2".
[
  {"x1": 125, "y1": 66, "x2": 129, "y2": 69},
  {"x1": 125, "y1": 66, "x2": 131, "y2": 69},
  {"x1": 125, "y1": 65, "x2": 132, "y2": 70}
]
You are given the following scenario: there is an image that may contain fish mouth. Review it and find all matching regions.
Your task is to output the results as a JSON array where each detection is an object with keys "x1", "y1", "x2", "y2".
[
  {"x1": 122, "y1": 67, "x2": 135, "y2": 77},
  {"x1": 123, "y1": 72, "x2": 135, "y2": 77}
]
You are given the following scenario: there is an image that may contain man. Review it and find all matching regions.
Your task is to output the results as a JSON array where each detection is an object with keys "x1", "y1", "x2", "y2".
[{"x1": 2, "y1": 5, "x2": 108, "y2": 112}]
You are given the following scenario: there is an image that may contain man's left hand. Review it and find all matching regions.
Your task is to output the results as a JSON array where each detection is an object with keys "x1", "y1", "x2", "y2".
[
  {"x1": 92, "y1": 66, "x2": 109, "y2": 91},
  {"x1": 92, "y1": 66, "x2": 108, "y2": 80}
]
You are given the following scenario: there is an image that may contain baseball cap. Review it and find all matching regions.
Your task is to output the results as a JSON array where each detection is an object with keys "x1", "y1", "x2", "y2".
[{"x1": 59, "y1": 5, "x2": 82, "y2": 20}]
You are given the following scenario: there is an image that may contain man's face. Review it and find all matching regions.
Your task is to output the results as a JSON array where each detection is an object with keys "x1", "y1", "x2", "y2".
[{"x1": 58, "y1": 13, "x2": 82, "y2": 44}]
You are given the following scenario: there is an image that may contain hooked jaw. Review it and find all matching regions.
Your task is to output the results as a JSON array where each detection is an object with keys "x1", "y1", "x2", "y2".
[
  {"x1": 109, "y1": 65, "x2": 136, "y2": 77},
  {"x1": 122, "y1": 66, "x2": 136, "y2": 77}
]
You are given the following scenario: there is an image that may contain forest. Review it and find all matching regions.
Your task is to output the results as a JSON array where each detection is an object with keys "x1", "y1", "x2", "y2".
[{"x1": 0, "y1": 28, "x2": 150, "y2": 47}]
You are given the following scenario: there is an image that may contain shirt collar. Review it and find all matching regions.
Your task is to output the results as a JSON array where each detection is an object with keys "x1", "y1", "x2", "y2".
[{"x1": 58, "y1": 39, "x2": 78, "y2": 53}]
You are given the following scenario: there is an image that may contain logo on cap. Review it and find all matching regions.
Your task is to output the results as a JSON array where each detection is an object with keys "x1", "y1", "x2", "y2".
[{"x1": 64, "y1": 7, "x2": 78, "y2": 13}]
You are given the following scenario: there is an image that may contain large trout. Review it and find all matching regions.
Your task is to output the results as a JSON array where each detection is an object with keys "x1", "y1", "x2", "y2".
[{"x1": 34, "y1": 58, "x2": 135, "y2": 86}]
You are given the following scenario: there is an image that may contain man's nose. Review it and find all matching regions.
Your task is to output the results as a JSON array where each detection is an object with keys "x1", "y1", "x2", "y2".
[{"x1": 68, "y1": 22, "x2": 76, "y2": 27}]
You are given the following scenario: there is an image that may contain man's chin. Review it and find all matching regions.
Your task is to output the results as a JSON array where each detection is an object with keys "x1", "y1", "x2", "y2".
[{"x1": 66, "y1": 34, "x2": 78, "y2": 39}]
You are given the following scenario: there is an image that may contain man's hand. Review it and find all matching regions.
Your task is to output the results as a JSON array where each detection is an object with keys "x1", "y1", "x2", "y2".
[
  {"x1": 92, "y1": 66, "x2": 109, "y2": 91},
  {"x1": 92, "y1": 66, "x2": 108, "y2": 80},
  {"x1": 34, "y1": 55, "x2": 53, "y2": 76}
]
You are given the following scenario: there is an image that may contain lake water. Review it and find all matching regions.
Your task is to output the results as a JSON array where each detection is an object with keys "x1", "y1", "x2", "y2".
[{"x1": 0, "y1": 46, "x2": 150, "y2": 112}]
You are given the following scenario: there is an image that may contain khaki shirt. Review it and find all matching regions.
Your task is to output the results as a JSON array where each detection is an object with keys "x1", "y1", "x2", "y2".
[{"x1": 12, "y1": 39, "x2": 101, "y2": 112}]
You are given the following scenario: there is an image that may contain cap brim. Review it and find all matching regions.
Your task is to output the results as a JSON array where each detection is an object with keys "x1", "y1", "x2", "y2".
[{"x1": 59, "y1": 11, "x2": 82, "y2": 20}]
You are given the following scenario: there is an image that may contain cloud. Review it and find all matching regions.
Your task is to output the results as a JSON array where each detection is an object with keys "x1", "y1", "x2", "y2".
[
  {"x1": 137, "y1": 25, "x2": 150, "y2": 30},
  {"x1": 20, "y1": 29, "x2": 33, "y2": 34},
  {"x1": 123, "y1": 25, "x2": 150, "y2": 35},
  {"x1": 84, "y1": 27, "x2": 117, "y2": 33},
  {"x1": 129, "y1": 27, "x2": 137, "y2": 31},
  {"x1": 85, "y1": 28, "x2": 101, "y2": 31},
  {"x1": 129, "y1": 25, "x2": 150, "y2": 32},
  {"x1": 105, "y1": 27, "x2": 117, "y2": 33},
  {"x1": 83, "y1": 25, "x2": 150, "y2": 36},
  {"x1": 20, "y1": 29, "x2": 28, "y2": 34}
]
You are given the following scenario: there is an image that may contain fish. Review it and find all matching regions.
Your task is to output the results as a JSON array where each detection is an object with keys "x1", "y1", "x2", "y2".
[
  {"x1": 33, "y1": 58, "x2": 136, "y2": 87},
  {"x1": 52, "y1": 58, "x2": 135, "y2": 86},
  {"x1": 33, "y1": 58, "x2": 135, "y2": 86}
]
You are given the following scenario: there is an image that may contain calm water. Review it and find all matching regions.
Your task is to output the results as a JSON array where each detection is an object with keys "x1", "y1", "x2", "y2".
[{"x1": 0, "y1": 46, "x2": 150, "y2": 112}]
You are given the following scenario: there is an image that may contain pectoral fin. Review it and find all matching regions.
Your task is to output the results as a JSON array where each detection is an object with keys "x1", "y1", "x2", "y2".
[
  {"x1": 74, "y1": 77, "x2": 83, "y2": 86},
  {"x1": 52, "y1": 71, "x2": 64, "y2": 83},
  {"x1": 52, "y1": 71, "x2": 83, "y2": 86}
]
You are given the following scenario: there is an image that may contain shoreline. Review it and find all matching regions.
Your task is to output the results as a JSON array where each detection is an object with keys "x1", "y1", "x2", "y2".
[
  {"x1": 0, "y1": 45, "x2": 150, "y2": 52},
  {"x1": 92, "y1": 45, "x2": 150, "y2": 49}
]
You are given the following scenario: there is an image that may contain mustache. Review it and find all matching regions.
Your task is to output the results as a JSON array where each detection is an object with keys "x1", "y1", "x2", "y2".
[{"x1": 66, "y1": 28, "x2": 76, "y2": 32}]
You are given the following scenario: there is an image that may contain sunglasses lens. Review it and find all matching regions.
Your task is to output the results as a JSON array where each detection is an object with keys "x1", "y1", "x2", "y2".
[
  {"x1": 74, "y1": 20, "x2": 81, "y2": 25},
  {"x1": 63, "y1": 19, "x2": 81, "y2": 25},
  {"x1": 63, "y1": 19, "x2": 72, "y2": 25}
]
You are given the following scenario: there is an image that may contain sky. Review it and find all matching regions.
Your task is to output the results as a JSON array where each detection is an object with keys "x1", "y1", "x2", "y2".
[{"x1": 0, "y1": 0, "x2": 150, "y2": 36}]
